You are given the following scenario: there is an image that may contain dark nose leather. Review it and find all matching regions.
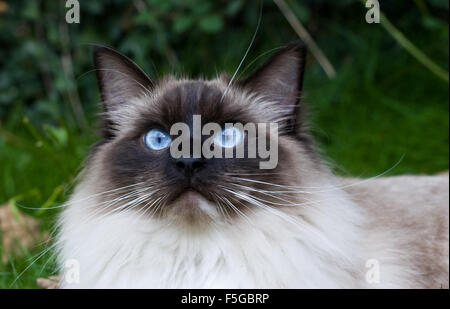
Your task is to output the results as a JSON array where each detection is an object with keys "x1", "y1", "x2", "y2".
[{"x1": 175, "y1": 157, "x2": 205, "y2": 178}]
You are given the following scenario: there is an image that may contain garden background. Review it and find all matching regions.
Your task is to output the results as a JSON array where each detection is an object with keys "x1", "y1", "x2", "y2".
[{"x1": 0, "y1": 0, "x2": 448, "y2": 288}]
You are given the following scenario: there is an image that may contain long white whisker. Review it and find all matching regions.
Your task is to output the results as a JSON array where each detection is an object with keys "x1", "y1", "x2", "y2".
[
  {"x1": 17, "y1": 182, "x2": 146, "y2": 211},
  {"x1": 218, "y1": 195, "x2": 254, "y2": 226},
  {"x1": 231, "y1": 155, "x2": 404, "y2": 194},
  {"x1": 222, "y1": 188, "x2": 349, "y2": 257},
  {"x1": 9, "y1": 242, "x2": 60, "y2": 287},
  {"x1": 219, "y1": 2, "x2": 262, "y2": 103}
]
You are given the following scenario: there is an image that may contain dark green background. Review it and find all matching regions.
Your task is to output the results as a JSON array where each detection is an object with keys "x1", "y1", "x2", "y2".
[{"x1": 0, "y1": 0, "x2": 448, "y2": 288}]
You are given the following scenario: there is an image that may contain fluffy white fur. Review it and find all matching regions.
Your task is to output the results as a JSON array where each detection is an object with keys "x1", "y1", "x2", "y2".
[
  {"x1": 56, "y1": 168, "x2": 449, "y2": 288},
  {"x1": 57, "y1": 176, "x2": 360, "y2": 288}
]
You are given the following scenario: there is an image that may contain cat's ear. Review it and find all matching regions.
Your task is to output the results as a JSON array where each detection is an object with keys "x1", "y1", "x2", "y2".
[
  {"x1": 93, "y1": 45, "x2": 153, "y2": 112},
  {"x1": 240, "y1": 41, "x2": 307, "y2": 133}
]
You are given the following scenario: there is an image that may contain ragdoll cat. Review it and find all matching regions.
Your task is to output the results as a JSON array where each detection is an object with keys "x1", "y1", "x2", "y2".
[{"x1": 56, "y1": 41, "x2": 449, "y2": 288}]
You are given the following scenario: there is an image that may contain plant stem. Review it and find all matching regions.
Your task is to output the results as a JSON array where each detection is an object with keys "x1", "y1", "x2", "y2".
[
  {"x1": 362, "y1": 0, "x2": 449, "y2": 83},
  {"x1": 274, "y1": 0, "x2": 336, "y2": 79}
]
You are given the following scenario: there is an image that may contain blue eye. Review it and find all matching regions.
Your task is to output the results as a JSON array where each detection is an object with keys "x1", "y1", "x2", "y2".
[
  {"x1": 214, "y1": 127, "x2": 244, "y2": 148},
  {"x1": 144, "y1": 129, "x2": 172, "y2": 150}
]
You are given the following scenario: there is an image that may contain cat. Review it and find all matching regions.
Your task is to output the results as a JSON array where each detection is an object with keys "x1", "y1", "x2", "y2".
[{"x1": 55, "y1": 41, "x2": 449, "y2": 288}]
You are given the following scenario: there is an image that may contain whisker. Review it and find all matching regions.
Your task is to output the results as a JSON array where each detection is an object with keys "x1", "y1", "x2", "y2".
[
  {"x1": 221, "y1": 188, "x2": 349, "y2": 257},
  {"x1": 217, "y1": 195, "x2": 254, "y2": 226},
  {"x1": 230, "y1": 155, "x2": 404, "y2": 194},
  {"x1": 9, "y1": 241, "x2": 60, "y2": 287},
  {"x1": 219, "y1": 2, "x2": 262, "y2": 103},
  {"x1": 17, "y1": 182, "x2": 146, "y2": 211}
]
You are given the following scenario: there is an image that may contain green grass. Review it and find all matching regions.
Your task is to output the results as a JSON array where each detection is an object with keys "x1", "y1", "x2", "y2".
[
  {"x1": 308, "y1": 41, "x2": 449, "y2": 176},
  {"x1": 0, "y1": 24, "x2": 448, "y2": 288},
  {"x1": 0, "y1": 109, "x2": 94, "y2": 288}
]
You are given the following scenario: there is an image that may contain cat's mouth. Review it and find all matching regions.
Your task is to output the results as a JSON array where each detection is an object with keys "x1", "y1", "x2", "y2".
[
  {"x1": 170, "y1": 183, "x2": 215, "y2": 204},
  {"x1": 167, "y1": 189, "x2": 219, "y2": 220},
  {"x1": 172, "y1": 189, "x2": 206, "y2": 207}
]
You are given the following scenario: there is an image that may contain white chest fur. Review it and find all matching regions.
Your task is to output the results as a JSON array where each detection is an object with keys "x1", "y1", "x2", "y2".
[{"x1": 57, "y1": 188, "x2": 368, "y2": 288}]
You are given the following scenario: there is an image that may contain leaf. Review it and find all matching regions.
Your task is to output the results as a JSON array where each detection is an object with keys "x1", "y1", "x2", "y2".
[
  {"x1": 35, "y1": 185, "x2": 63, "y2": 216},
  {"x1": 191, "y1": 1, "x2": 212, "y2": 15},
  {"x1": 8, "y1": 198, "x2": 22, "y2": 224},
  {"x1": 225, "y1": 0, "x2": 243, "y2": 16},
  {"x1": 21, "y1": 1, "x2": 39, "y2": 20},
  {"x1": 44, "y1": 125, "x2": 68, "y2": 149},
  {"x1": 134, "y1": 11, "x2": 158, "y2": 27},
  {"x1": 173, "y1": 15, "x2": 194, "y2": 33},
  {"x1": 198, "y1": 15, "x2": 223, "y2": 33},
  {"x1": 421, "y1": 16, "x2": 445, "y2": 31}
]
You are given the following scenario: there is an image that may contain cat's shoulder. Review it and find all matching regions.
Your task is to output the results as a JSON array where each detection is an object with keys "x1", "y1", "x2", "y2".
[
  {"x1": 341, "y1": 173, "x2": 449, "y2": 212},
  {"x1": 340, "y1": 173, "x2": 449, "y2": 288},
  {"x1": 339, "y1": 173, "x2": 448, "y2": 226}
]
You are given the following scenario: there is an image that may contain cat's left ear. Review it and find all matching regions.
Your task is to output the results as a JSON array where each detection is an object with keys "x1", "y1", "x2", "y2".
[{"x1": 240, "y1": 41, "x2": 307, "y2": 133}]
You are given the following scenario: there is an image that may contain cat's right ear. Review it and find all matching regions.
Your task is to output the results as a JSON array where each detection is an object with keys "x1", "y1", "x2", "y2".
[{"x1": 93, "y1": 45, "x2": 153, "y2": 113}]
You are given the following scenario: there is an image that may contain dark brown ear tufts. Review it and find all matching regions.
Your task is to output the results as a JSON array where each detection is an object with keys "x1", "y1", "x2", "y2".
[{"x1": 93, "y1": 44, "x2": 153, "y2": 113}]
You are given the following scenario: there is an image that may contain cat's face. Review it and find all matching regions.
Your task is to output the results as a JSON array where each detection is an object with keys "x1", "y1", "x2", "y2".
[{"x1": 86, "y1": 42, "x2": 315, "y2": 224}]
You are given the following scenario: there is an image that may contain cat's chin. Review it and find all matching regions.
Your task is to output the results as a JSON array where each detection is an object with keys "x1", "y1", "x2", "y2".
[{"x1": 165, "y1": 190, "x2": 220, "y2": 224}]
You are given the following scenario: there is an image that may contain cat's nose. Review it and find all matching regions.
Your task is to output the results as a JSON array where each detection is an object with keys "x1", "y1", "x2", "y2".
[{"x1": 175, "y1": 157, "x2": 206, "y2": 178}]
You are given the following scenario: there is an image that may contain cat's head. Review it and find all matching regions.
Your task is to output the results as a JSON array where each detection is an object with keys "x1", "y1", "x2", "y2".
[{"x1": 85, "y1": 41, "x2": 317, "y2": 225}]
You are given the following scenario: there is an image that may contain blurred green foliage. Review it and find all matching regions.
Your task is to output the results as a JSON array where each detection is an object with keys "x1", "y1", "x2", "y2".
[{"x1": 0, "y1": 0, "x2": 448, "y2": 287}]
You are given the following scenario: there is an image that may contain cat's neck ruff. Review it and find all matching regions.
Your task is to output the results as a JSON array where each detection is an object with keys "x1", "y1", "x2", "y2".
[{"x1": 57, "y1": 175, "x2": 369, "y2": 288}]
